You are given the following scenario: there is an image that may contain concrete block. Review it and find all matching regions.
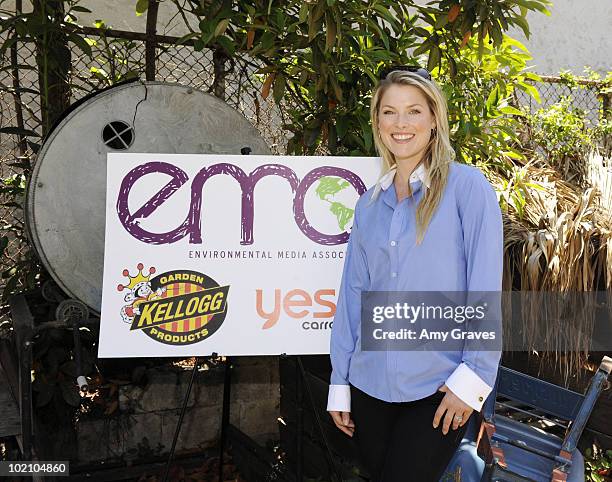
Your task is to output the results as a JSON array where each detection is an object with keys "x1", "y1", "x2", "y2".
[
  {"x1": 160, "y1": 405, "x2": 222, "y2": 452},
  {"x1": 77, "y1": 418, "x2": 109, "y2": 463},
  {"x1": 77, "y1": 359, "x2": 281, "y2": 464},
  {"x1": 107, "y1": 413, "x2": 163, "y2": 460},
  {"x1": 192, "y1": 370, "x2": 225, "y2": 407},
  {"x1": 129, "y1": 367, "x2": 225, "y2": 413},
  {"x1": 230, "y1": 401, "x2": 241, "y2": 427},
  {"x1": 231, "y1": 356, "x2": 280, "y2": 402},
  {"x1": 137, "y1": 370, "x2": 190, "y2": 413},
  {"x1": 118, "y1": 385, "x2": 144, "y2": 412},
  {"x1": 237, "y1": 398, "x2": 280, "y2": 440}
]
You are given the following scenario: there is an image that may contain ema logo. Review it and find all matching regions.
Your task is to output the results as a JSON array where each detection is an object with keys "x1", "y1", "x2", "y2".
[
  {"x1": 117, "y1": 264, "x2": 229, "y2": 345},
  {"x1": 116, "y1": 162, "x2": 366, "y2": 246}
]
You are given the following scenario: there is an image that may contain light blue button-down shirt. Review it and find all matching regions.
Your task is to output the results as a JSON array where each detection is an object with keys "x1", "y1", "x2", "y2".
[{"x1": 328, "y1": 161, "x2": 503, "y2": 412}]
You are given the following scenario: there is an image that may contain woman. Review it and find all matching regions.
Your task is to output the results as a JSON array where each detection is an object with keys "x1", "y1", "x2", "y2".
[{"x1": 327, "y1": 67, "x2": 503, "y2": 481}]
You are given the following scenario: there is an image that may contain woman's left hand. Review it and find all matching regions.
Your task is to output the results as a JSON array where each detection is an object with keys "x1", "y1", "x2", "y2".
[{"x1": 433, "y1": 384, "x2": 473, "y2": 435}]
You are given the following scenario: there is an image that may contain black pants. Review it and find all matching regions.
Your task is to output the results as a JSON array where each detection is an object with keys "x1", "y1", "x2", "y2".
[{"x1": 350, "y1": 384, "x2": 468, "y2": 482}]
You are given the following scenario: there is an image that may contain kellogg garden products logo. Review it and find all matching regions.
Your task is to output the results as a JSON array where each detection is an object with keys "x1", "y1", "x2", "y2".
[{"x1": 117, "y1": 264, "x2": 229, "y2": 346}]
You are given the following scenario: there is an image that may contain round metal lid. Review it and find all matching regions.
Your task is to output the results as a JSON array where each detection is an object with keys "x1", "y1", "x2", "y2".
[{"x1": 26, "y1": 81, "x2": 271, "y2": 314}]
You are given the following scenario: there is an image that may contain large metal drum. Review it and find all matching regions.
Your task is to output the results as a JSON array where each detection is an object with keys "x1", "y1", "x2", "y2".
[{"x1": 26, "y1": 81, "x2": 271, "y2": 314}]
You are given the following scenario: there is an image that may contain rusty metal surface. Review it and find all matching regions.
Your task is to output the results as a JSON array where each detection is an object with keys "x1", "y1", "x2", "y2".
[{"x1": 26, "y1": 81, "x2": 270, "y2": 313}]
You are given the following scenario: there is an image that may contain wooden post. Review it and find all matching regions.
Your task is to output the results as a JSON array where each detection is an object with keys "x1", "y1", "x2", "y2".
[
  {"x1": 10, "y1": 0, "x2": 29, "y2": 155},
  {"x1": 145, "y1": 0, "x2": 159, "y2": 81},
  {"x1": 212, "y1": 49, "x2": 227, "y2": 100},
  {"x1": 32, "y1": 0, "x2": 71, "y2": 135},
  {"x1": 602, "y1": 90, "x2": 611, "y2": 155}
]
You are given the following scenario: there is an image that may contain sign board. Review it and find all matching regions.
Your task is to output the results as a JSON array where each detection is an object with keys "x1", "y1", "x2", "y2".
[{"x1": 98, "y1": 154, "x2": 381, "y2": 357}]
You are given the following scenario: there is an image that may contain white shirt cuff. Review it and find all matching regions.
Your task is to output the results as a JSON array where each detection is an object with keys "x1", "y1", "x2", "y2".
[
  {"x1": 327, "y1": 384, "x2": 351, "y2": 412},
  {"x1": 445, "y1": 362, "x2": 493, "y2": 412}
]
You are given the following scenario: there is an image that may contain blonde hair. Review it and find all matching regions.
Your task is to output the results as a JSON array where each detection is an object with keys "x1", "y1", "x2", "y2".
[{"x1": 370, "y1": 70, "x2": 455, "y2": 244}]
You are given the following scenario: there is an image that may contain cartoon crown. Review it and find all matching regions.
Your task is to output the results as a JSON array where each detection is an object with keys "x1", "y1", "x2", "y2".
[{"x1": 117, "y1": 263, "x2": 156, "y2": 291}]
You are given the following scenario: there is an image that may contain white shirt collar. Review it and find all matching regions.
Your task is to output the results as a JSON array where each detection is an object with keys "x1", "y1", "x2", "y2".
[{"x1": 378, "y1": 163, "x2": 430, "y2": 191}]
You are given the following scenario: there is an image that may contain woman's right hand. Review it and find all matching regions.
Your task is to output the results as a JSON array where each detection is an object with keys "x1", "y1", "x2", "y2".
[{"x1": 328, "y1": 411, "x2": 355, "y2": 437}]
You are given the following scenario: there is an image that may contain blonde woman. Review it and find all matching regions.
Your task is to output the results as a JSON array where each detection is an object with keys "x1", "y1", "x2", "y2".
[{"x1": 327, "y1": 67, "x2": 503, "y2": 481}]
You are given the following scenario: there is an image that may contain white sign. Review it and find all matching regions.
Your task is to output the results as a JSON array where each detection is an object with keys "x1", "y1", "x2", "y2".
[{"x1": 98, "y1": 154, "x2": 381, "y2": 357}]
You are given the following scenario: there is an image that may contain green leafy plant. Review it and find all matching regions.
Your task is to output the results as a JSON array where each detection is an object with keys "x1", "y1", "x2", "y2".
[
  {"x1": 164, "y1": 0, "x2": 550, "y2": 160},
  {"x1": 585, "y1": 445, "x2": 612, "y2": 482},
  {"x1": 524, "y1": 96, "x2": 605, "y2": 185},
  {"x1": 32, "y1": 328, "x2": 96, "y2": 410},
  {"x1": 0, "y1": 170, "x2": 42, "y2": 301},
  {"x1": 496, "y1": 163, "x2": 545, "y2": 220},
  {"x1": 0, "y1": 0, "x2": 94, "y2": 132},
  {"x1": 80, "y1": 20, "x2": 142, "y2": 89}
]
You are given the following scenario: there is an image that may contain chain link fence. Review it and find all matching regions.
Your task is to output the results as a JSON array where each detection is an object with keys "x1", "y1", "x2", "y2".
[
  {"x1": 515, "y1": 77, "x2": 607, "y2": 127},
  {"x1": 0, "y1": 26, "x2": 291, "y2": 308},
  {"x1": 1, "y1": 25, "x2": 610, "y2": 302}
]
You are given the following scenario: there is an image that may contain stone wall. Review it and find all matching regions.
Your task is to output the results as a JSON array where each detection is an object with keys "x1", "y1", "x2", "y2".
[{"x1": 77, "y1": 356, "x2": 279, "y2": 463}]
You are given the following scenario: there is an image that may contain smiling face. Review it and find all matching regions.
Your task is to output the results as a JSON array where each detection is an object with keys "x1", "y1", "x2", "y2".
[{"x1": 377, "y1": 83, "x2": 437, "y2": 167}]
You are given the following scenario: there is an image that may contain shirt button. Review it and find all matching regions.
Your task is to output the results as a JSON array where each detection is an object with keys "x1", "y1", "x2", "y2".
[
  {"x1": 391, "y1": 272, "x2": 397, "y2": 278},
  {"x1": 478, "y1": 396, "x2": 484, "y2": 402},
  {"x1": 390, "y1": 241, "x2": 397, "y2": 247}
]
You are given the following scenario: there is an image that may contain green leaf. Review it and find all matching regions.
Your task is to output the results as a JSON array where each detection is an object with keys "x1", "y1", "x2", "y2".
[
  {"x1": 372, "y1": 5, "x2": 399, "y2": 28},
  {"x1": 299, "y1": 3, "x2": 309, "y2": 23},
  {"x1": 427, "y1": 45, "x2": 441, "y2": 72},
  {"x1": 412, "y1": 39, "x2": 431, "y2": 58},
  {"x1": 358, "y1": 116, "x2": 372, "y2": 152},
  {"x1": 216, "y1": 36, "x2": 235, "y2": 56},
  {"x1": 330, "y1": 75, "x2": 342, "y2": 102},
  {"x1": 305, "y1": 126, "x2": 321, "y2": 147},
  {"x1": 486, "y1": 86, "x2": 500, "y2": 112},
  {"x1": 499, "y1": 106, "x2": 525, "y2": 116},
  {"x1": 193, "y1": 38, "x2": 205, "y2": 51},
  {"x1": 0, "y1": 127, "x2": 40, "y2": 137},
  {"x1": 176, "y1": 32, "x2": 200, "y2": 45},
  {"x1": 308, "y1": 9, "x2": 323, "y2": 41},
  {"x1": 523, "y1": 71, "x2": 542, "y2": 82},
  {"x1": 68, "y1": 33, "x2": 92, "y2": 58},
  {"x1": 434, "y1": 14, "x2": 449, "y2": 30},
  {"x1": 504, "y1": 37, "x2": 529, "y2": 53},
  {"x1": 514, "y1": 0, "x2": 550, "y2": 14},
  {"x1": 490, "y1": 23, "x2": 503, "y2": 45},
  {"x1": 214, "y1": 18, "x2": 230, "y2": 38},
  {"x1": 517, "y1": 81, "x2": 541, "y2": 103},
  {"x1": 336, "y1": 116, "x2": 349, "y2": 139},
  {"x1": 328, "y1": 123, "x2": 337, "y2": 154},
  {"x1": 502, "y1": 150, "x2": 524, "y2": 160},
  {"x1": 273, "y1": 73, "x2": 286, "y2": 104},
  {"x1": 511, "y1": 15, "x2": 530, "y2": 39},
  {"x1": 135, "y1": 0, "x2": 149, "y2": 16},
  {"x1": 71, "y1": 6, "x2": 92, "y2": 13},
  {"x1": 325, "y1": 12, "x2": 336, "y2": 52},
  {"x1": 0, "y1": 236, "x2": 8, "y2": 257}
]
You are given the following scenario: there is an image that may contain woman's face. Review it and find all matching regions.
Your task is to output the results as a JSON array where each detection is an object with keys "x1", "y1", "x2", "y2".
[{"x1": 377, "y1": 83, "x2": 436, "y2": 166}]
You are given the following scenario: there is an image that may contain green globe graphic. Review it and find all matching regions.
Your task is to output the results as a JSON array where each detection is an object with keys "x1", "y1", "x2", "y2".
[{"x1": 315, "y1": 177, "x2": 355, "y2": 230}]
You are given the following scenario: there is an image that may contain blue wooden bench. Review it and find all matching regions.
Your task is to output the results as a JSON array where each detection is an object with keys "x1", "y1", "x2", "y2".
[{"x1": 442, "y1": 356, "x2": 611, "y2": 482}]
